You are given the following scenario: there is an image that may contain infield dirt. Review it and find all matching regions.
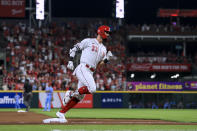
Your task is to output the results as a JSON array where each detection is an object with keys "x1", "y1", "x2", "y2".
[{"x1": 0, "y1": 112, "x2": 197, "y2": 125}]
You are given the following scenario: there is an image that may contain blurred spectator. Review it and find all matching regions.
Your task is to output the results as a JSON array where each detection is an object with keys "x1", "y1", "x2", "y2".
[
  {"x1": 152, "y1": 102, "x2": 158, "y2": 109},
  {"x1": 163, "y1": 100, "x2": 171, "y2": 109},
  {"x1": 177, "y1": 101, "x2": 184, "y2": 109},
  {"x1": 170, "y1": 100, "x2": 176, "y2": 109}
]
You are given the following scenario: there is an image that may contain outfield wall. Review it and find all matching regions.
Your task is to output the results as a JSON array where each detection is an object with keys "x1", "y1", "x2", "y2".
[{"x1": 0, "y1": 91, "x2": 197, "y2": 109}]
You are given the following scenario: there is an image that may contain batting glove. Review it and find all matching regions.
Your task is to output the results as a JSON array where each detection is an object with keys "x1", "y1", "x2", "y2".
[
  {"x1": 67, "y1": 61, "x2": 74, "y2": 70},
  {"x1": 106, "y1": 51, "x2": 113, "y2": 60}
]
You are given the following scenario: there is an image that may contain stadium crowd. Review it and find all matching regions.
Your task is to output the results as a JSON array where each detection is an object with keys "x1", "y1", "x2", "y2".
[
  {"x1": 0, "y1": 20, "x2": 127, "y2": 91},
  {"x1": 0, "y1": 20, "x2": 196, "y2": 91}
]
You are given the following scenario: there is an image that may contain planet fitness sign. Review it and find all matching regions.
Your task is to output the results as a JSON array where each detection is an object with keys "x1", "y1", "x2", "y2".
[{"x1": 127, "y1": 82, "x2": 183, "y2": 91}]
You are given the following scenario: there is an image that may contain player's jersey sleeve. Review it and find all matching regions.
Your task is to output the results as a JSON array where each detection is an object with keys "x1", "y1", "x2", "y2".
[
  {"x1": 69, "y1": 38, "x2": 90, "y2": 58},
  {"x1": 75, "y1": 38, "x2": 89, "y2": 50}
]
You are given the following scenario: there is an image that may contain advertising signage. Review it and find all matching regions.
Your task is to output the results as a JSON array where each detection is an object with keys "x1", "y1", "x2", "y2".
[
  {"x1": 127, "y1": 63, "x2": 191, "y2": 72},
  {"x1": 0, "y1": 0, "x2": 25, "y2": 17},
  {"x1": 127, "y1": 82, "x2": 183, "y2": 91},
  {"x1": 127, "y1": 82, "x2": 197, "y2": 92}
]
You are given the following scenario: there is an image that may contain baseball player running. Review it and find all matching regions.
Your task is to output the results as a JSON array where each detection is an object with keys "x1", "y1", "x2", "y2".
[{"x1": 55, "y1": 25, "x2": 113, "y2": 123}]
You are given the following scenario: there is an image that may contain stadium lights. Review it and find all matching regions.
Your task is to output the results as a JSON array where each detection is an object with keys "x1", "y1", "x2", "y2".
[
  {"x1": 36, "y1": 0, "x2": 44, "y2": 20},
  {"x1": 130, "y1": 73, "x2": 135, "y2": 78},
  {"x1": 116, "y1": 0, "x2": 124, "y2": 18},
  {"x1": 171, "y1": 74, "x2": 180, "y2": 79},
  {"x1": 150, "y1": 73, "x2": 156, "y2": 79}
]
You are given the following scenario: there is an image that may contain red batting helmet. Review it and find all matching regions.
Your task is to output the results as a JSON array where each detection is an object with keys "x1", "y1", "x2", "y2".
[{"x1": 97, "y1": 25, "x2": 111, "y2": 39}]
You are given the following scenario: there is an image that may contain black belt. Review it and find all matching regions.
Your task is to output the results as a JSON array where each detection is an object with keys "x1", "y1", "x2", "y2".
[{"x1": 85, "y1": 64, "x2": 95, "y2": 72}]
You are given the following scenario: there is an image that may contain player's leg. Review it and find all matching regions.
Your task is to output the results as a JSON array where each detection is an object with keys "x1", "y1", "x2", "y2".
[
  {"x1": 56, "y1": 64, "x2": 94, "y2": 119},
  {"x1": 47, "y1": 97, "x2": 52, "y2": 111},
  {"x1": 16, "y1": 102, "x2": 20, "y2": 109},
  {"x1": 56, "y1": 94, "x2": 85, "y2": 119},
  {"x1": 62, "y1": 90, "x2": 74, "y2": 105},
  {"x1": 23, "y1": 94, "x2": 30, "y2": 111},
  {"x1": 25, "y1": 94, "x2": 30, "y2": 111},
  {"x1": 23, "y1": 93, "x2": 28, "y2": 107},
  {"x1": 56, "y1": 81, "x2": 86, "y2": 120},
  {"x1": 75, "y1": 65, "x2": 96, "y2": 95},
  {"x1": 58, "y1": 81, "x2": 84, "y2": 114},
  {"x1": 44, "y1": 97, "x2": 49, "y2": 111},
  {"x1": 26, "y1": 93, "x2": 33, "y2": 111},
  {"x1": 18, "y1": 102, "x2": 20, "y2": 109},
  {"x1": 61, "y1": 65, "x2": 96, "y2": 111},
  {"x1": 15, "y1": 103, "x2": 17, "y2": 109},
  {"x1": 61, "y1": 64, "x2": 95, "y2": 105}
]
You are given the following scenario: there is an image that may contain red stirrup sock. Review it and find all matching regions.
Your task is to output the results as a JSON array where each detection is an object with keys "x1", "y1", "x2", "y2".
[
  {"x1": 78, "y1": 86, "x2": 91, "y2": 95},
  {"x1": 60, "y1": 97, "x2": 79, "y2": 113}
]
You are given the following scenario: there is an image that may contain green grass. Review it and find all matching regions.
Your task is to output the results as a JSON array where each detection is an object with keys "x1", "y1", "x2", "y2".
[
  {"x1": 1, "y1": 108, "x2": 197, "y2": 131},
  {"x1": 0, "y1": 125, "x2": 197, "y2": 131},
  {"x1": 31, "y1": 108, "x2": 197, "y2": 123}
]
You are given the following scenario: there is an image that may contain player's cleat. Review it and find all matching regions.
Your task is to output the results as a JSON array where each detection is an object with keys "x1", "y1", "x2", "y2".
[
  {"x1": 56, "y1": 111, "x2": 65, "y2": 119},
  {"x1": 43, "y1": 118, "x2": 67, "y2": 123},
  {"x1": 63, "y1": 90, "x2": 73, "y2": 105}
]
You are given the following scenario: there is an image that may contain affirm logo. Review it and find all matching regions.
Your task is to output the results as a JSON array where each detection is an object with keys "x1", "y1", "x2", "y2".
[{"x1": 0, "y1": 96, "x2": 23, "y2": 104}]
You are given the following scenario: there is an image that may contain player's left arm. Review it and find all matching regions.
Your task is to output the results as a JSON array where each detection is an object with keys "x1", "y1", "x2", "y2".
[
  {"x1": 103, "y1": 50, "x2": 113, "y2": 64},
  {"x1": 67, "y1": 39, "x2": 89, "y2": 70},
  {"x1": 96, "y1": 60, "x2": 105, "y2": 69},
  {"x1": 97, "y1": 50, "x2": 113, "y2": 69}
]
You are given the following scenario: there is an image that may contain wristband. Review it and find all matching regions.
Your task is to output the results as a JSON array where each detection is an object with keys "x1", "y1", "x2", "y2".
[
  {"x1": 69, "y1": 57, "x2": 74, "y2": 61},
  {"x1": 104, "y1": 59, "x2": 109, "y2": 63}
]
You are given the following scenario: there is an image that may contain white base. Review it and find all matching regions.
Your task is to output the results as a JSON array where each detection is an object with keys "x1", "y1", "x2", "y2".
[
  {"x1": 17, "y1": 110, "x2": 27, "y2": 113},
  {"x1": 43, "y1": 118, "x2": 67, "y2": 124}
]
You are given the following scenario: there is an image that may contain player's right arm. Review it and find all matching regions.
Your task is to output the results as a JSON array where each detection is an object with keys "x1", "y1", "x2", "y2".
[
  {"x1": 67, "y1": 39, "x2": 89, "y2": 70},
  {"x1": 69, "y1": 38, "x2": 89, "y2": 58}
]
